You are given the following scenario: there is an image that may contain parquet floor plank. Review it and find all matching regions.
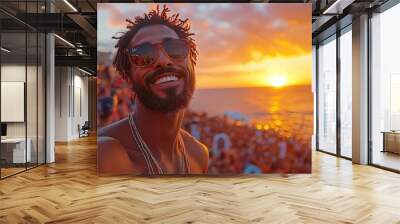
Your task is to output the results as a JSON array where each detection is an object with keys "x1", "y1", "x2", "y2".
[{"x1": 0, "y1": 136, "x2": 399, "y2": 223}]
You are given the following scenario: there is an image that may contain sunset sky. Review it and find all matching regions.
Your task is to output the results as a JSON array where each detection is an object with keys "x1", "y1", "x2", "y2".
[{"x1": 98, "y1": 3, "x2": 311, "y2": 89}]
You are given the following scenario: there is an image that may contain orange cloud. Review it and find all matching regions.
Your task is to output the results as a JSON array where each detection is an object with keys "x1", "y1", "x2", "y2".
[{"x1": 98, "y1": 3, "x2": 312, "y2": 88}]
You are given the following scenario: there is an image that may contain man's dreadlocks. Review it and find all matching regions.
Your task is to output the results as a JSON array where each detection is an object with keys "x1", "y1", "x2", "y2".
[{"x1": 113, "y1": 5, "x2": 198, "y2": 81}]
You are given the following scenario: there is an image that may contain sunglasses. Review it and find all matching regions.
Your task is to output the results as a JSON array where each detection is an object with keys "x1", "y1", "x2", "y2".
[{"x1": 126, "y1": 39, "x2": 189, "y2": 67}]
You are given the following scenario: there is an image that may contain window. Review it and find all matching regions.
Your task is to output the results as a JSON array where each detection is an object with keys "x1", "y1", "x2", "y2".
[
  {"x1": 317, "y1": 35, "x2": 337, "y2": 154},
  {"x1": 371, "y1": 2, "x2": 400, "y2": 171},
  {"x1": 0, "y1": 1, "x2": 46, "y2": 179},
  {"x1": 339, "y1": 27, "x2": 352, "y2": 158}
]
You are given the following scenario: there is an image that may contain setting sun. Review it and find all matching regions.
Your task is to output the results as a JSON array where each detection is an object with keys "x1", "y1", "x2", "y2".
[{"x1": 268, "y1": 75, "x2": 288, "y2": 88}]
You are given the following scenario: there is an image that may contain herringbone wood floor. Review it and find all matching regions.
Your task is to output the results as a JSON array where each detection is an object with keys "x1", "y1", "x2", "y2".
[{"x1": 1, "y1": 135, "x2": 400, "y2": 224}]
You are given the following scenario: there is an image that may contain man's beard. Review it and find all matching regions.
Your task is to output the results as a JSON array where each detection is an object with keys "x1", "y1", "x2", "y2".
[{"x1": 132, "y1": 66, "x2": 195, "y2": 113}]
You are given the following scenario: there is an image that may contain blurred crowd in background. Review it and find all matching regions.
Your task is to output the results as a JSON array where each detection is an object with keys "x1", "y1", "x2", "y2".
[
  {"x1": 183, "y1": 111, "x2": 311, "y2": 174},
  {"x1": 97, "y1": 64, "x2": 134, "y2": 127},
  {"x1": 97, "y1": 64, "x2": 311, "y2": 174}
]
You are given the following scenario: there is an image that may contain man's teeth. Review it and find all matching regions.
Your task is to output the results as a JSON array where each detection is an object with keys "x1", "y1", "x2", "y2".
[{"x1": 154, "y1": 74, "x2": 179, "y2": 84}]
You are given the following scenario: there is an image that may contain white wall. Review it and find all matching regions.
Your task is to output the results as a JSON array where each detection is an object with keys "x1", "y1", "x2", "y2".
[
  {"x1": 1, "y1": 65, "x2": 25, "y2": 142},
  {"x1": 1, "y1": 65, "x2": 29, "y2": 138},
  {"x1": 55, "y1": 67, "x2": 69, "y2": 141},
  {"x1": 75, "y1": 71, "x2": 89, "y2": 139},
  {"x1": 55, "y1": 67, "x2": 89, "y2": 141},
  {"x1": 72, "y1": 73, "x2": 89, "y2": 137}
]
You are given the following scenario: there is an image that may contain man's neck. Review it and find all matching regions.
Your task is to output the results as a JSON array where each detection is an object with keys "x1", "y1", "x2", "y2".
[{"x1": 133, "y1": 99, "x2": 184, "y2": 161}]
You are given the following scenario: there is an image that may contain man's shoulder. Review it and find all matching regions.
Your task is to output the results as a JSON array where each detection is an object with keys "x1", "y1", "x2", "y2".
[
  {"x1": 180, "y1": 129, "x2": 209, "y2": 172},
  {"x1": 97, "y1": 136, "x2": 134, "y2": 174},
  {"x1": 98, "y1": 117, "x2": 129, "y2": 138},
  {"x1": 97, "y1": 117, "x2": 139, "y2": 174},
  {"x1": 181, "y1": 129, "x2": 208, "y2": 151}
]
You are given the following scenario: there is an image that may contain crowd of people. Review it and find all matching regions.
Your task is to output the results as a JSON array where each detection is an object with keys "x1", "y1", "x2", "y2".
[
  {"x1": 182, "y1": 111, "x2": 311, "y2": 174},
  {"x1": 97, "y1": 64, "x2": 134, "y2": 127},
  {"x1": 97, "y1": 64, "x2": 312, "y2": 174}
]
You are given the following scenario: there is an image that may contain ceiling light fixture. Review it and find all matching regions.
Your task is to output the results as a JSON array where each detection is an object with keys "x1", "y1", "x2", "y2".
[
  {"x1": 323, "y1": 0, "x2": 342, "y2": 14},
  {"x1": 78, "y1": 67, "x2": 93, "y2": 76},
  {"x1": 54, "y1": 34, "x2": 75, "y2": 48},
  {"x1": 1, "y1": 47, "x2": 11, "y2": 53},
  {"x1": 322, "y1": 0, "x2": 354, "y2": 15},
  {"x1": 63, "y1": 0, "x2": 78, "y2": 12}
]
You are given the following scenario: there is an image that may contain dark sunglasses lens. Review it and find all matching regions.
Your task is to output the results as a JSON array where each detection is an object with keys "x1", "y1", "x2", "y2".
[
  {"x1": 163, "y1": 39, "x2": 189, "y2": 59},
  {"x1": 129, "y1": 44, "x2": 155, "y2": 66}
]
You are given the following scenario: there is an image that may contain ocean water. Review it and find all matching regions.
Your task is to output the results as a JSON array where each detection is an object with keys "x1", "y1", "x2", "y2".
[{"x1": 189, "y1": 85, "x2": 314, "y2": 139}]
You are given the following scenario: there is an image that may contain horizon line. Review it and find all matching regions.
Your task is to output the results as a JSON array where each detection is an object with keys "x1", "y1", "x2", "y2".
[{"x1": 196, "y1": 84, "x2": 311, "y2": 90}]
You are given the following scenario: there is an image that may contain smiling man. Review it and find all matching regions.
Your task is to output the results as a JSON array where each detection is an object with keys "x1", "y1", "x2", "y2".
[{"x1": 98, "y1": 5, "x2": 209, "y2": 175}]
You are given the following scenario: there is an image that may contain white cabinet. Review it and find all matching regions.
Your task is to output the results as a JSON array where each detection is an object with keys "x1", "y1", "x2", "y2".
[{"x1": 1, "y1": 138, "x2": 32, "y2": 163}]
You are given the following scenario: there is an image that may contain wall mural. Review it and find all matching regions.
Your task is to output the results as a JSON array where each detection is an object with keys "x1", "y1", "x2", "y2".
[{"x1": 96, "y1": 3, "x2": 312, "y2": 175}]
